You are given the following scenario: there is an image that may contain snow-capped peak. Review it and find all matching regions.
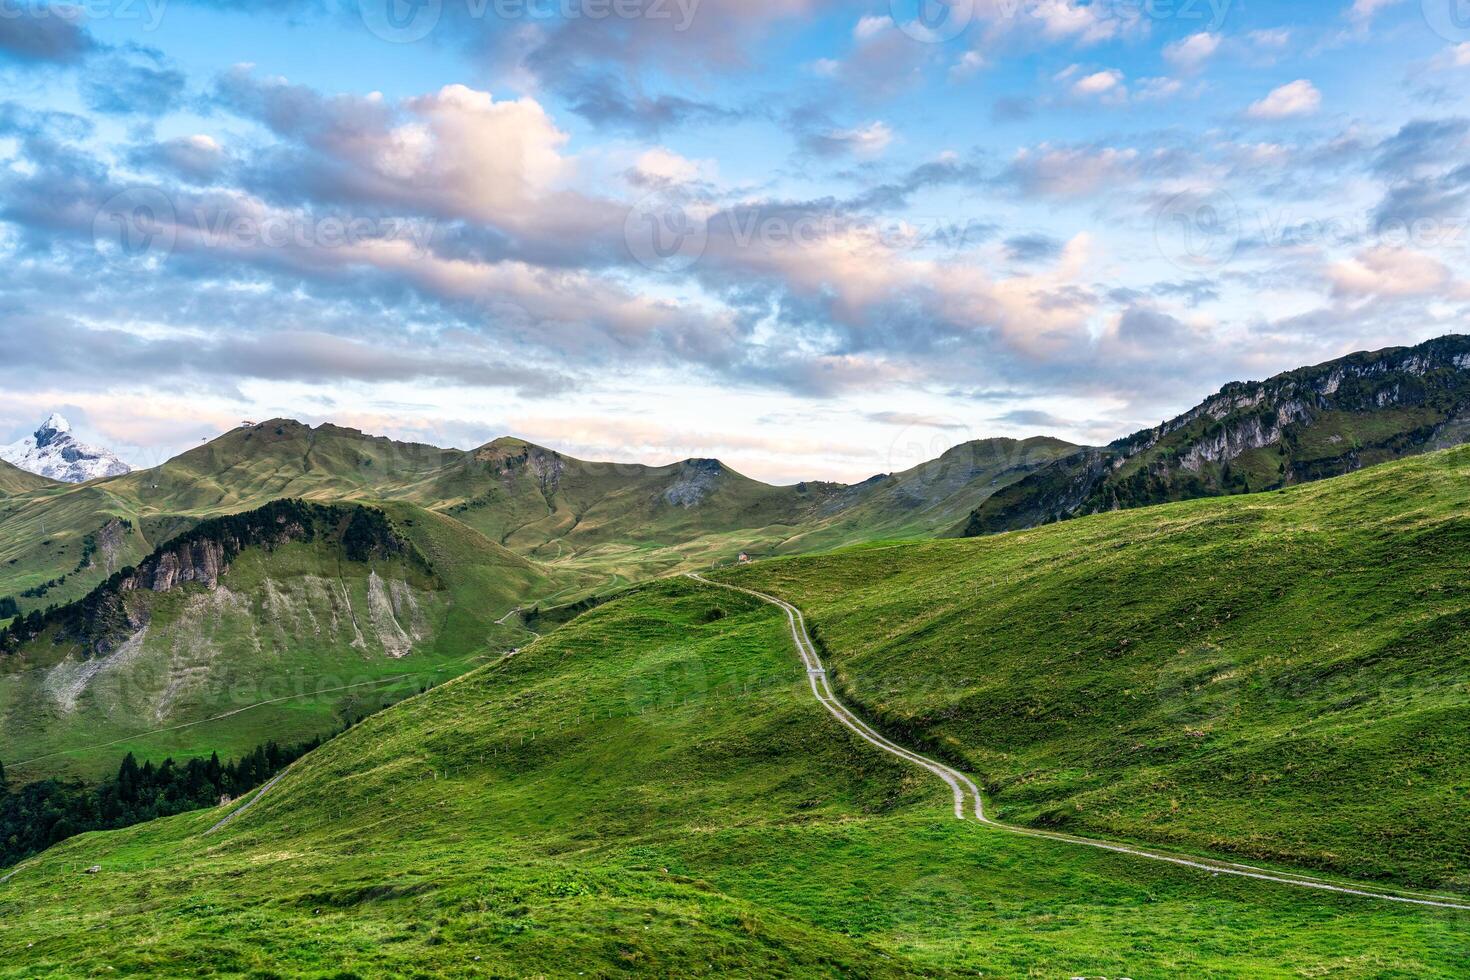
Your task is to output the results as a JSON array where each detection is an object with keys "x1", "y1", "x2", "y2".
[{"x1": 1, "y1": 414, "x2": 132, "y2": 484}]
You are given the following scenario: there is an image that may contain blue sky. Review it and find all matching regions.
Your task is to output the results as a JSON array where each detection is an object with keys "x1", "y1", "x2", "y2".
[{"x1": 2, "y1": 0, "x2": 1469, "y2": 481}]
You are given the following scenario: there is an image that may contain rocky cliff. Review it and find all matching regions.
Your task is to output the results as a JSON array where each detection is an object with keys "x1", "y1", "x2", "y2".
[
  {"x1": 0, "y1": 500, "x2": 420, "y2": 657},
  {"x1": 965, "y1": 335, "x2": 1470, "y2": 536}
]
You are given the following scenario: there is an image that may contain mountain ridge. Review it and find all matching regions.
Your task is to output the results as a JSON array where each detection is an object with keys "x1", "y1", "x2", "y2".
[{"x1": 964, "y1": 334, "x2": 1470, "y2": 535}]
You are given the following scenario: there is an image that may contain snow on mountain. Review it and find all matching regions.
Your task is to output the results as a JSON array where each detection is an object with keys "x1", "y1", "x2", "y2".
[{"x1": 0, "y1": 413, "x2": 132, "y2": 483}]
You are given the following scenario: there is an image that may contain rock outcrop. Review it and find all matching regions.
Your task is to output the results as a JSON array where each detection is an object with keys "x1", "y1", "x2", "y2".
[{"x1": 966, "y1": 335, "x2": 1470, "y2": 536}]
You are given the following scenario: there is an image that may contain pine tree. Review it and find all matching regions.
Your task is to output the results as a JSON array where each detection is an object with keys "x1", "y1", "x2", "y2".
[{"x1": 0, "y1": 758, "x2": 7, "y2": 793}]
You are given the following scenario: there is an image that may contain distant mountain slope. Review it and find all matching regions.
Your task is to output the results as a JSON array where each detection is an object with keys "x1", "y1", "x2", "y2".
[
  {"x1": 0, "y1": 421, "x2": 1072, "y2": 613},
  {"x1": 731, "y1": 444, "x2": 1470, "y2": 888},
  {"x1": 965, "y1": 335, "x2": 1470, "y2": 535},
  {"x1": 1, "y1": 414, "x2": 131, "y2": 484},
  {"x1": 0, "y1": 459, "x2": 59, "y2": 496},
  {"x1": 0, "y1": 498, "x2": 560, "y2": 782}
]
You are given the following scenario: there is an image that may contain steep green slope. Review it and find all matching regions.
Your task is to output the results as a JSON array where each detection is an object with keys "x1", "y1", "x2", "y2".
[
  {"x1": 0, "y1": 459, "x2": 59, "y2": 496},
  {"x1": 729, "y1": 445, "x2": 1470, "y2": 889},
  {"x1": 774, "y1": 437, "x2": 1076, "y2": 554},
  {"x1": 966, "y1": 334, "x2": 1470, "y2": 534},
  {"x1": 0, "y1": 501, "x2": 557, "y2": 782},
  {"x1": 1, "y1": 579, "x2": 1462, "y2": 977}
]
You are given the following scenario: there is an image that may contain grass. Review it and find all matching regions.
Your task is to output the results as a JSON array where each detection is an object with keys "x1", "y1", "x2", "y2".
[
  {"x1": 0, "y1": 578, "x2": 1465, "y2": 977},
  {"x1": 723, "y1": 444, "x2": 1470, "y2": 891}
]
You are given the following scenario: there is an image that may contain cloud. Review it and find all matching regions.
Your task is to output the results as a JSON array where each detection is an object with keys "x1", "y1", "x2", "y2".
[
  {"x1": 128, "y1": 135, "x2": 230, "y2": 184},
  {"x1": 800, "y1": 120, "x2": 894, "y2": 159},
  {"x1": 1442, "y1": 43, "x2": 1470, "y2": 68},
  {"x1": 1372, "y1": 118, "x2": 1469, "y2": 178},
  {"x1": 1000, "y1": 144, "x2": 1141, "y2": 198},
  {"x1": 81, "y1": 50, "x2": 186, "y2": 116},
  {"x1": 629, "y1": 147, "x2": 712, "y2": 186},
  {"x1": 1164, "y1": 33, "x2": 1221, "y2": 72},
  {"x1": 0, "y1": 6, "x2": 93, "y2": 63},
  {"x1": 1004, "y1": 234, "x2": 1063, "y2": 263},
  {"x1": 1070, "y1": 68, "x2": 1126, "y2": 101},
  {"x1": 992, "y1": 408, "x2": 1072, "y2": 429},
  {"x1": 555, "y1": 75, "x2": 741, "y2": 136},
  {"x1": 1348, "y1": 0, "x2": 1404, "y2": 25},
  {"x1": 865, "y1": 412, "x2": 968, "y2": 429},
  {"x1": 1250, "y1": 28, "x2": 1292, "y2": 49},
  {"x1": 1327, "y1": 246, "x2": 1457, "y2": 298},
  {"x1": 843, "y1": 154, "x2": 988, "y2": 212},
  {"x1": 0, "y1": 316, "x2": 574, "y2": 396},
  {"x1": 1246, "y1": 80, "x2": 1322, "y2": 120},
  {"x1": 1136, "y1": 77, "x2": 1185, "y2": 102}
]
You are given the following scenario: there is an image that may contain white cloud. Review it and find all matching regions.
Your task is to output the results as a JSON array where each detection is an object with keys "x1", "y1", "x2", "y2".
[
  {"x1": 1004, "y1": 144, "x2": 1141, "y2": 198},
  {"x1": 1164, "y1": 33, "x2": 1221, "y2": 71},
  {"x1": 633, "y1": 148, "x2": 710, "y2": 185},
  {"x1": 1136, "y1": 77, "x2": 1185, "y2": 102},
  {"x1": 1348, "y1": 0, "x2": 1404, "y2": 24},
  {"x1": 1328, "y1": 247, "x2": 1457, "y2": 298},
  {"x1": 854, "y1": 14, "x2": 890, "y2": 40},
  {"x1": 1246, "y1": 79, "x2": 1322, "y2": 120},
  {"x1": 1072, "y1": 69, "x2": 1125, "y2": 98},
  {"x1": 829, "y1": 121, "x2": 895, "y2": 157},
  {"x1": 951, "y1": 50, "x2": 986, "y2": 79},
  {"x1": 1435, "y1": 42, "x2": 1470, "y2": 68}
]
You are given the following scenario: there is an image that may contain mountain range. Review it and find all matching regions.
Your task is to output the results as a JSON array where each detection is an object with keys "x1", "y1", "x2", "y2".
[
  {"x1": 2, "y1": 335, "x2": 1469, "y2": 785},
  {"x1": 0, "y1": 414, "x2": 131, "y2": 484}
]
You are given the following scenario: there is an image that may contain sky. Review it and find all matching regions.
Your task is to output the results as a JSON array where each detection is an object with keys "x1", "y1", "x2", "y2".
[{"x1": 2, "y1": 0, "x2": 1469, "y2": 483}]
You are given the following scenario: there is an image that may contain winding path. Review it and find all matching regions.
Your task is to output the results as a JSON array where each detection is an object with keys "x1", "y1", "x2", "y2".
[{"x1": 688, "y1": 574, "x2": 1470, "y2": 913}]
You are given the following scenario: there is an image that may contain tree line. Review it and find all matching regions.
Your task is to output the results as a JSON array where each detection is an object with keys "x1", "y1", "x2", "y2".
[{"x1": 0, "y1": 738, "x2": 320, "y2": 869}]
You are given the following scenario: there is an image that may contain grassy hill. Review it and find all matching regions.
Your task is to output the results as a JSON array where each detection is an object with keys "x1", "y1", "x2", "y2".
[
  {"x1": 966, "y1": 335, "x2": 1470, "y2": 534},
  {"x1": 0, "y1": 577, "x2": 1463, "y2": 977},
  {"x1": 0, "y1": 500, "x2": 564, "y2": 782},
  {"x1": 727, "y1": 445, "x2": 1470, "y2": 890},
  {"x1": 0, "y1": 460, "x2": 58, "y2": 496}
]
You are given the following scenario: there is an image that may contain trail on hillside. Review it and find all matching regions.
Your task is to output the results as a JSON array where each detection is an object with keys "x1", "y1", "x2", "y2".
[{"x1": 687, "y1": 574, "x2": 1470, "y2": 913}]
